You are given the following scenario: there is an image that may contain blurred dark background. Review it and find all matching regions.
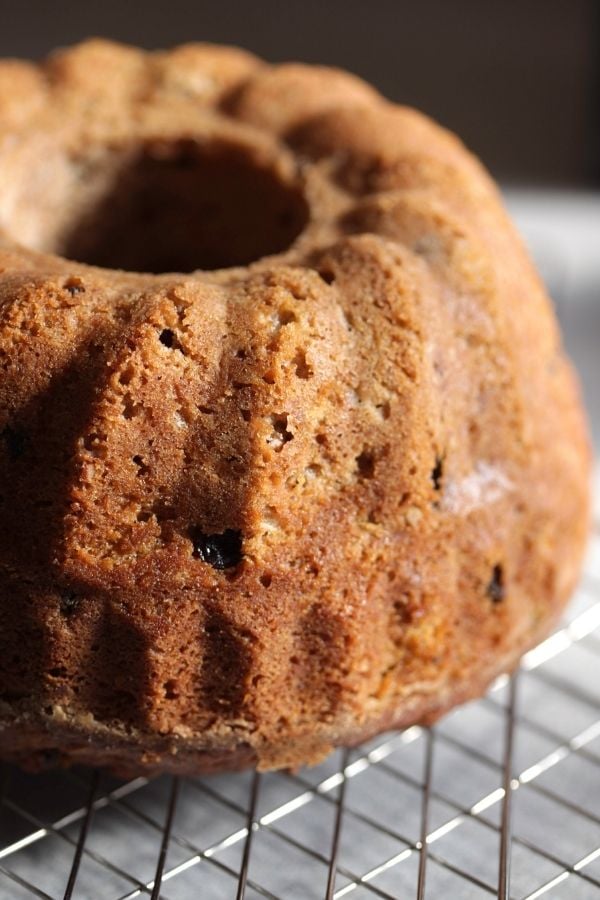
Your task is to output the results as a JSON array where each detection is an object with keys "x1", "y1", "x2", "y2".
[{"x1": 1, "y1": 0, "x2": 599, "y2": 187}]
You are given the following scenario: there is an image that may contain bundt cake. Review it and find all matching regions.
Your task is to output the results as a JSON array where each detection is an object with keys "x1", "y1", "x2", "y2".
[{"x1": 0, "y1": 40, "x2": 590, "y2": 774}]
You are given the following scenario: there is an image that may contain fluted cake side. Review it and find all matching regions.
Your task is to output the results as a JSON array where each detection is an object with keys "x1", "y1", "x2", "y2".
[{"x1": 0, "y1": 41, "x2": 590, "y2": 774}]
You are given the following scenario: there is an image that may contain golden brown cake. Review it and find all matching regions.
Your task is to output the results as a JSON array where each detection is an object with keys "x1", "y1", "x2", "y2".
[{"x1": 0, "y1": 40, "x2": 590, "y2": 774}]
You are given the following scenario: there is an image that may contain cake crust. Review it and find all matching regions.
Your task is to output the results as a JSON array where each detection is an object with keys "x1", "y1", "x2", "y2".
[{"x1": 0, "y1": 40, "x2": 590, "y2": 774}]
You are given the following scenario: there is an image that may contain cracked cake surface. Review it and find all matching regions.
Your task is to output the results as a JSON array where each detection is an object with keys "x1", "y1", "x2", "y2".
[{"x1": 0, "y1": 40, "x2": 590, "y2": 774}]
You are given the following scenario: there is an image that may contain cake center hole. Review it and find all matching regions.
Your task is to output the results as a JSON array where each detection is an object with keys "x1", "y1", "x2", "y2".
[{"x1": 30, "y1": 140, "x2": 309, "y2": 273}]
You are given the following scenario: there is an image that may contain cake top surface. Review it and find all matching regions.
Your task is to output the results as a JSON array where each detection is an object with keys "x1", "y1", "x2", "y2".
[{"x1": 0, "y1": 38, "x2": 502, "y2": 282}]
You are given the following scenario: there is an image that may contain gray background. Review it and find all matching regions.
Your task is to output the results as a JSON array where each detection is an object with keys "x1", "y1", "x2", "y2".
[{"x1": 0, "y1": 0, "x2": 598, "y2": 186}]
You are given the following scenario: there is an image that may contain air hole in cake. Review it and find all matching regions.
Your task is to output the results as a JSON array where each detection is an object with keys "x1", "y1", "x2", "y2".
[
  {"x1": 318, "y1": 267, "x2": 336, "y2": 284},
  {"x1": 132, "y1": 454, "x2": 150, "y2": 476},
  {"x1": 293, "y1": 350, "x2": 312, "y2": 379},
  {"x1": 190, "y1": 527, "x2": 243, "y2": 569},
  {"x1": 267, "y1": 414, "x2": 293, "y2": 451},
  {"x1": 15, "y1": 139, "x2": 309, "y2": 273},
  {"x1": 60, "y1": 591, "x2": 80, "y2": 615},
  {"x1": 304, "y1": 464, "x2": 322, "y2": 480},
  {"x1": 48, "y1": 667, "x2": 67, "y2": 678},
  {"x1": 63, "y1": 277, "x2": 85, "y2": 295},
  {"x1": 159, "y1": 327, "x2": 186, "y2": 354},
  {"x1": 356, "y1": 449, "x2": 376, "y2": 479},
  {"x1": 376, "y1": 401, "x2": 391, "y2": 420},
  {"x1": 118, "y1": 364, "x2": 135, "y2": 386},
  {"x1": 277, "y1": 308, "x2": 297, "y2": 327},
  {"x1": 163, "y1": 680, "x2": 179, "y2": 699},
  {"x1": 122, "y1": 395, "x2": 142, "y2": 419},
  {"x1": 487, "y1": 564, "x2": 505, "y2": 603},
  {"x1": 82, "y1": 432, "x2": 106, "y2": 457},
  {"x1": 431, "y1": 455, "x2": 444, "y2": 491}
]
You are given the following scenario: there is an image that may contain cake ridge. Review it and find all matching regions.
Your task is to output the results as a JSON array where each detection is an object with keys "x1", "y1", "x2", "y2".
[{"x1": 0, "y1": 40, "x2": 590, "y2": 774}]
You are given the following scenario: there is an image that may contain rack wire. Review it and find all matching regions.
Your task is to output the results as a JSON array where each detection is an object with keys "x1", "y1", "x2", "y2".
[{"x1": 0, "y1": 197, "x2": 598, "y2": 899}]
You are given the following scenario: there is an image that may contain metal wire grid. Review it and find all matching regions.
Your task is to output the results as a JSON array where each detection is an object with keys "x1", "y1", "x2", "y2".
[{"x1": 0, "y1": 520, "x2": 598, "y2": 900}]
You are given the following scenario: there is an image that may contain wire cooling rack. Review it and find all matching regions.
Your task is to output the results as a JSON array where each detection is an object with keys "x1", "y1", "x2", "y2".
[{"x1": 0, "y1": 192, "x2": 598, "y2": 899}]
